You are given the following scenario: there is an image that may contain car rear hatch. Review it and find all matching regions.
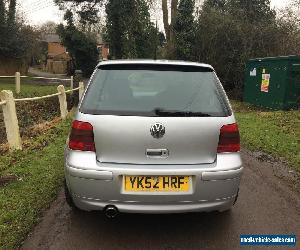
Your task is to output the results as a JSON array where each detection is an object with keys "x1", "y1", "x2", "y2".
[
  {"x1": 87, "y1": 115, "x2": 230, "y2": 164},
  {"x1": 78, "y1": 63, "x2": 233, "y2": 165}
]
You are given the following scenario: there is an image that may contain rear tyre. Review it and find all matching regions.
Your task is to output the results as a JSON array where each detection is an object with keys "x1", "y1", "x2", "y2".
[
  {"x1": 218, "y1": 189, "x2": 239, "y2": 213},
  {"x1": 233, "y1": 189, "x2": 239, "y2": 205},
  {"x1": 64, "y1": 180, "x2": 80, "y2": 211},
  {"x1": 218, "y1": 206, "x2": 233, "y2": 213}
]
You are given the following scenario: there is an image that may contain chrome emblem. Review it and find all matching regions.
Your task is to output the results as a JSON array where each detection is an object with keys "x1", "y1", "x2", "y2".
[{"x1": 150, "y1": 123, "x2": 165, "y2": 139}]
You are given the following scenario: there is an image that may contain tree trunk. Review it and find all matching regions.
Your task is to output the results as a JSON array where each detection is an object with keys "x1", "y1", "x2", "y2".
[
  {"x1": 169, "y1": 0, "x2": 178, "y2": 58},
  {"x1": 0, "y1": 0, "x2": 5, "y2": 27},
  {"x1": 162, "y1": 0, "x2": 170, "y2": 42},
  {"x1": 162, "y1": 0, "x2": 178, "y2": 58}
]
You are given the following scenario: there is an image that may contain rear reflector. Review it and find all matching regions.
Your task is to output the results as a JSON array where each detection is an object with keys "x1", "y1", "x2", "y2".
[
  {"x1": 69, "y1": 120, "x2": 95, "y2": 152},
  {"x1": 217, "y1": 123, "x2": 240, "y2": 153}
]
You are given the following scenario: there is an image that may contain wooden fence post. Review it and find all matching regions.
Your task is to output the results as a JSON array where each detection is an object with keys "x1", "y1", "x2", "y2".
[
  {"x1": 57, "y1": 85, "x2": 68, "y2": 120},
  {"x1": 79, "y1": 82, "x2": 84, "y2": 100},
  {"x1": 0, "y1": 90, "x2": 22, "y2": 150},
  {"x1": 15, "y1": 72, "x2": 21, "y2": 94},
  {"x1": 70, "y1": 76, "x2": 74, "y2": 93},
  {"x1": 71, "y1": 70, "x2": 82, "y2": 107}
]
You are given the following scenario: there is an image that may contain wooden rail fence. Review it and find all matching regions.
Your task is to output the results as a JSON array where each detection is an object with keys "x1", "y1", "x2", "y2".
[
  {"x1": 0, "y1": 82, "x2": 84, "y2": 151},
  {"x1": 0, "y1": 72, "x2": 74, "y2": 93}
]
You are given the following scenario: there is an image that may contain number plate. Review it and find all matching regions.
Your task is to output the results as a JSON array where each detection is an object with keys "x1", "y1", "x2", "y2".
[{"x1": 124, "y1": 176, "x2": 190, "y2": 192}]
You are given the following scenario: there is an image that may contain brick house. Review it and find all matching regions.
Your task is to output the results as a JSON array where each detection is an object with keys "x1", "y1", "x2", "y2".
[{"x1": 42, "y1": 34, "x2": 71, "y2": 74}]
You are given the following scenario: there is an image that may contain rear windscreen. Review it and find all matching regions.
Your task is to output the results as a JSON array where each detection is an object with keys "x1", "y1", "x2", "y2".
[{"x1": 80, "y1": 64, "x2": 231, "y2": 117}]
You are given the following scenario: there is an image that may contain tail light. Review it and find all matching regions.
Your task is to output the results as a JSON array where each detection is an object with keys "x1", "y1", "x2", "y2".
[
  {"x1": 69, "y1": 120, "x2": 95, "y2": 152},
  {"x1": 217, "y1": 123, "x2": 240, "y2": 153}
]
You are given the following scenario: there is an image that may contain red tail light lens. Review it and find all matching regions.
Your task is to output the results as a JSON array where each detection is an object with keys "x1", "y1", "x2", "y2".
[
  {"x1": 69, "y1": 120, "x2": 95, "y2": 152},
  {"x1": 217, "y1": 123, "x2": 240, "y2": 153}
]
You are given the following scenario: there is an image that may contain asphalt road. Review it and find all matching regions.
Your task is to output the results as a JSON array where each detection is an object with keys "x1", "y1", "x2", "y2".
[{"x1": 21, "y1": 150, "x2": 300, "y2": 250}]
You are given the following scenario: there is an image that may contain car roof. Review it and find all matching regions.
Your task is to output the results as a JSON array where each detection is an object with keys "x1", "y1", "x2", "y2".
[{"x1": 97, "y1": 59, "x2": 214, "y2": 71}]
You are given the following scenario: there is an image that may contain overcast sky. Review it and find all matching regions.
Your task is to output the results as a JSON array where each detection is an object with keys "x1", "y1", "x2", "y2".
[{"x1": 19, "y1": 0, "x2": 292, "y2": 27}]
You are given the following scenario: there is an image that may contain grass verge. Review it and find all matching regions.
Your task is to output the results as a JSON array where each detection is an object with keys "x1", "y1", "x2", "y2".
[
  {"x1": 0, "y1": 118, "x2": 71, "y2": 249},
  {"x1": 0, "y1": 82, "x2": 69, "y2": 98},
  {"x1": 231, "y1": 101, "x2": 300, "y2": 172}
]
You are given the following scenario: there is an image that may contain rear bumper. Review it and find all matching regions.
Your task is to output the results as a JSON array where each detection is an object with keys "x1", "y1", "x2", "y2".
[
  {"x1": 65, "y1": 151, "x2": 243, "y2": 213},
  {"x1": 72, "y1": 194, "x2": 236, "y2": 214}
]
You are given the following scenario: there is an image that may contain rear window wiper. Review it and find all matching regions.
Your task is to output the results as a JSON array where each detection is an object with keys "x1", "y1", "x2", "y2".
[{"x1": 153, "y1": 108, "x2": 211, "y2": 117}]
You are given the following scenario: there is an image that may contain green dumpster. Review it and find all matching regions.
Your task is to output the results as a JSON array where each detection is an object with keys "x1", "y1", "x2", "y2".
[{"x1": 243, "y1": 55, "x2": 300, "y2": 110}]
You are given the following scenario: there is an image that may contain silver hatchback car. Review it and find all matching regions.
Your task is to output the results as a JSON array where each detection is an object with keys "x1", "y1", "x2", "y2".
[{"x1": 64, "y1": 60, "x2": 243, "y2": 217}]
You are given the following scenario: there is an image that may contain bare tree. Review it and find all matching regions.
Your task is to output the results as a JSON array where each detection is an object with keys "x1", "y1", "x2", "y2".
[
  {"x1": 162, "y1": 0, "x2": 178, "y2": 58},
  {"x1": 39, "y1": 21, "x2": 58, "y2": 34}
]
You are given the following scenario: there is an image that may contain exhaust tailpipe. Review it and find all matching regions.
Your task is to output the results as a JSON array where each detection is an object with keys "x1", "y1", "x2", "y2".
[{"x1": 104, "y1": 205, "x2": 119, "y2": 219}]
